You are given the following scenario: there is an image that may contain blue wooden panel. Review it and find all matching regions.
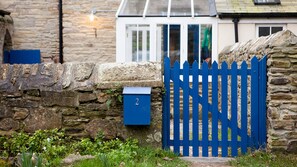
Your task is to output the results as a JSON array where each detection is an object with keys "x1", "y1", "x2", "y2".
[
  {"x1": 202, "y1": 62, "x2": 209, "y2": 157},
  {"x1": 241, "y1": 61, "x2": 248, "y2": 154},
  {"x1": 173, "y1": 61, "x2": 181, "y2": 154},
  {"x1": 259, "y1": 56, "x2": 267, "y2": 148},
  {"x1": 251, "y1": 57, "x2": 259, "y2": 149},
  {"x1": 3, "y1": 50, "x2": 10, "y2": 63},
  {"x1": 10, "y1": 50, "x2": 41, "y2": 64},
  {"x1": 231, "y1": 62, "x2": 238, "y2": 157},
  {"x1": 211, "y1": 61, "x2": 219, "y2": 156},
  {"x1": 221, "y1": 62, "x2": 228, "y2": 157},
  {"x1": 183, "y1": 61, "x2": 190, "y2": 156},
  {"x1": 162, "y1": 57, "x2": 171, "y2": 149},
  {"x1": 192, "y1": 61, "x2": 199, "y2": 156}
]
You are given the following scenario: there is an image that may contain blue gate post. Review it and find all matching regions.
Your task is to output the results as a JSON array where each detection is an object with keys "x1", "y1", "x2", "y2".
[
  {"x1": 251, "y1": 57, "x2": 259, "y2": 149},
  {"x1": 258, "y1": 56, "x2": 267, "y2": 148},
  {"x1": 162, "y1": 57, "x2": 171, "y2": 149}
]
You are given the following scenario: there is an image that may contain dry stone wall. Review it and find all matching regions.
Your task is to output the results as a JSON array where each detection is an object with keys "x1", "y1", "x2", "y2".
[
  {"x1": 219, "y1": 30, "x2": 297, "y2": 153},
  {"x1": 0, "y1": 61, "x2": 163, "y2": 147}
]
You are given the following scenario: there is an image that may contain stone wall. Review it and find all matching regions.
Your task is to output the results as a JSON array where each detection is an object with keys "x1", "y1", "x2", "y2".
[
  {"x1": 0, "y1": 14, "x2": 13, "y2": 63},
  {"x1": 1, "y1": 0, "x2": 59, "y2": 62},
  {"x1": 63, "y1": 0, "x2": 119, "y2": 63},
  {"x1": 219, "y1": 30, "x2": 297, "y2": 153},
  {"x1": 0, "y1": 61, "x2": 163, "y2": 147},
  {"x1": 1, "y1": 0, "x2": 120, "y2": 63}
]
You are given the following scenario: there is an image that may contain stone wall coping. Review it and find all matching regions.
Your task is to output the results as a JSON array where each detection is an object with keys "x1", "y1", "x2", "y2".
[{"x1": 0, "y1": 61, "x2": 163, "y2": 92}]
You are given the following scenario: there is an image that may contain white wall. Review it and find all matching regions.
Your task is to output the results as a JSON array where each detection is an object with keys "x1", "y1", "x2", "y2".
[{"x1": 217, "y1": 18, "x2": 297, "y2": 54}]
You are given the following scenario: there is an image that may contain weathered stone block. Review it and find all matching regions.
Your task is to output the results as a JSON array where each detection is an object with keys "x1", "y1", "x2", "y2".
[
  {"x1": 41, "y1": 91, "x2": 79, "y2": 107},
  {"x1": 287, "y1": 140, "x2": 297, "y2": 153},
  {"x1": 271, "y1": 120, "x2": 295, "y2": 130},
  {"x1": 73, "y1": 63, "x2": 95, "y2": 81},
  {"x1": 0, "y1": 118, "x2": 19, "y2": 131},
  {"x1": 270, "y1": 93, "x2": 293, "y2": 100},
  {"x1": 286, "y1": 132, "x2": 297, "y2": 139},
  {"x1": 6, "y1": 99, "x2": 39, "y2": 108},
  {"x1": 270, "y1": 77, "x2": 290, "y2": 85},
  {"x1": 24, "y1": 108, "x2": 62, "y2": 133},
  {"x1": 62, "y1": 108, "x2": 78, "y2": 116},
  {"x1": 0, "y1": 106, "x2": 13, "y2": 118},
  {"x1": 63, "y1": 116, "x2": 90, "y2": 126},
  {"x1": 282, "y1": 47, "x2": 297, "y2": 54},
  {"x1": 271, "y1": 60, "x2": 291, "y2": 68},
  {"x1": 85, "y1": 119, "x2": 117, "y2": 139},
  {"x1": 13, "y1": 108, "x2": 29, "y2": 120},
  {"x1": 270, "y1": 139, "x2": 288, "y2": 146},
  {"x1": 78, "y1": 93, "x2": 97, "y2": 103}
]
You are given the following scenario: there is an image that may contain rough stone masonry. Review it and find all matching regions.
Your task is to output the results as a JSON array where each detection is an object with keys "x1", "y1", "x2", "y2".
[
  {"x1": 219, "y1": 30, "x2": 297, "y2": 153},
  {"x1": 0, "y1": 61, "x2": 163, "y2": 147}
]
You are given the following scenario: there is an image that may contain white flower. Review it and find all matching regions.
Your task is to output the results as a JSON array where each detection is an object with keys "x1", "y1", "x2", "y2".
[
  {"x1": 43, "y1": 146, "x2": 46, "y2": 151},
  {"x1": 47, "y1": 138, "x2": 50, "y2": 142}
]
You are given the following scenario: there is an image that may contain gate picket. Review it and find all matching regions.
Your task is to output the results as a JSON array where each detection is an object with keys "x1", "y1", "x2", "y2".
[
  {"x1": 221, "y1": 62, "x2": 228, "y2": 157},
  {"x1": 241, "y1": 61, "x2": 248, "y2": 154},
  {"x1": 192, "y1": 61, "x2": 199, "y2": 156},
  {"x1": 183, "y1": 62, "x2": 190, "y2": 156},
  {"x1": 231, "y1": 62, "x2": 238, "y2": 157},
  {"x1": 173, "y1": 61, "x2": 180, "y2": 154},
  {"x1": 251, "y1": 57, "x2": 259, "y2": 149},
  {"x1": 211, "y1": 62, "x2": 219, "y2": 157},
  {"x1": 162, "y1": 56, "x2": 267, "y2": 157},
  {"x1": 202, "y1": 62, "x2": 209, "y2": 157}
]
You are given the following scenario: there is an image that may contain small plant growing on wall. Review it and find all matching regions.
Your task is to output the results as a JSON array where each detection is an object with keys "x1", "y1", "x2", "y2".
[{"x1": 103, "y1": 87, "x2": 123, "y2": 110}]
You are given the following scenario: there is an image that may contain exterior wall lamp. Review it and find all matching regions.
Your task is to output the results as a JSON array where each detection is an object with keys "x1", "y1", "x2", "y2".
[
  {"x1": 89, "y1": 9, "x2": 97, "y2": 38},
  {"x1": 89, "y1": 9, "x2": 96, "y2": 22}
]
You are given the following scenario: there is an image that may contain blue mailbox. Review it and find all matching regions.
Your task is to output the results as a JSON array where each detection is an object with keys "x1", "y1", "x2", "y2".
[{"x1": 123, "y1": 87, "x2": 151, "y2": 125}]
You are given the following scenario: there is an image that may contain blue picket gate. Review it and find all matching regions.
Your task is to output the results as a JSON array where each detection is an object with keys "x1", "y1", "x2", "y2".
[{"x1": 162, "y1": 56, "x2": 267, "y2": 157}]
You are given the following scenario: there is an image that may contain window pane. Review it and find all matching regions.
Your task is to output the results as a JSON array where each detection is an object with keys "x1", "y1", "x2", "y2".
[
  {"x1": 271, "y1": 27, "x2": 283, "y2": 34},
  {"x1": 188, "y1": 25, "x2": 199, "y2": 66},
  {"x1": 171, "y1": 0, "x2": 191, "y2": 16},
  {"x1": 194, "y1": 0, "x2": 210, "y2": 16},
  {"x1": 200, "y1": 24, "x2": 212, "y2": 67},
  {"x1": 146, "y1": 0, "x2": 168, "y2": 16},
  {"x1": 119, "y1": 0, "x2": 146, "y2": 16},
  {"x1": 169, "y1": 25, "x2": 181, "y2": 67},
  {"x1": 259, "y1": 27, "x2": 270, "y2": 37}
]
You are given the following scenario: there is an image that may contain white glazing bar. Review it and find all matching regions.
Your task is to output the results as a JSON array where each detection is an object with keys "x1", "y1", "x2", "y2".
[
  {"x1": 191, "y1": 0, "x2": 194, "y2": 18},
  {"x1": 198, "y1": 25, "x2": 201, "y2": 68},
  {"x1": 136, "y1": 24, "x2": 139, "y2": 62},
  {"x1": 143, "y1": 0, "x2": 150, "y2": 18},
  {"x1": 167, "y1": 0, "x2": 172, "y2": 18},
  {"x1": 150, "y1": 24, "x2": 157, "y2": 61},
  {"x1": 115, "y1": 0, "x2": 125, "y2": 18},
  {"x1": 167, "y1": 24, "x2": 170, "y2": 58},
  {"x1": 180, "y1": 24, "x2": 188, "y2": 67},
  {"x1": 143, "y1": 29, "x2": 147, "y2": 61}
]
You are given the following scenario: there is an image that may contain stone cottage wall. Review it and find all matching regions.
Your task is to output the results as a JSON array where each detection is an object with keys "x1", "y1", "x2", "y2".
[
  {"x1": 219, "y1": 30, "x2": 297, "y2": 153},
  {"x1": 0, "y1": 15, "x2": 13, "y2": 62},
  {"x1": 1, "y1": 0, "x2": 59, "y2": 62},
  {"x1": 1, "y1": 0, "x2": 120, "y2": 63},
  {"x1": 0, "y1": 61, "x2": 163, "y2": 147}
]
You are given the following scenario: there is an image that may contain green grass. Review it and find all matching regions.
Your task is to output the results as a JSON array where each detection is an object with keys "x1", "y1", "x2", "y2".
[
  {"x1": 73, "y1": 147, "x2": 189, "y2": 167},
  {"x1": 229, "y1": 151, "x2": 297, "y2": 167}
]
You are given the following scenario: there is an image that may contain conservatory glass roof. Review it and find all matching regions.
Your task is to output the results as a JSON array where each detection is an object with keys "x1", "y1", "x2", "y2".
[{"x1": 117, "y1": 0, "x2": 217, "y2": 17}]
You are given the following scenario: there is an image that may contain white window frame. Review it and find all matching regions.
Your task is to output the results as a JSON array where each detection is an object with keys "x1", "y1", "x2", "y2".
[
  {"x1": 116, "y1": 17, "x2": 218, "y2": 66},
  {"x1": 256, "y1": 24, "x2": 286, "y2": 37}
]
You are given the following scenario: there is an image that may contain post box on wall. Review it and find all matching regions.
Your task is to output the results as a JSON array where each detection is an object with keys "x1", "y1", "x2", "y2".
[{"x1": 123, "y1": 87, "x2": 151, "y2": 125}]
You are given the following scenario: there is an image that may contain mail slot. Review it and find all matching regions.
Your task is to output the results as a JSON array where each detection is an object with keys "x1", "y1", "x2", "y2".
[{"x1": 123, "y1": 87, "x2": 151, "y2": 125}]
